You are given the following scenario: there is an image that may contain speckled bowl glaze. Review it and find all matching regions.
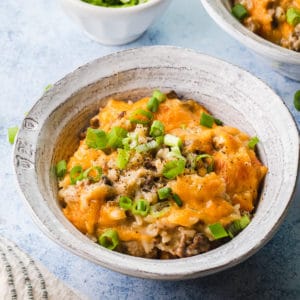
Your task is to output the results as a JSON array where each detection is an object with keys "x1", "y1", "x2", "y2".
[
  {"x1": 201, "y1": 0, "x2": 300, "y2": 81},
  {"x1": 59, "y1": 0, "x2": 172, "y2": 45},
  {"x1": 14, "y1": 46, "x2": 299, "y2": 280}
]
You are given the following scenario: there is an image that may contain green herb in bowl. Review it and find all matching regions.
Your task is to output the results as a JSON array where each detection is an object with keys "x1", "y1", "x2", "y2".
[{"x1": 82, "y1": 0, "x2": 147, "y2": 8}]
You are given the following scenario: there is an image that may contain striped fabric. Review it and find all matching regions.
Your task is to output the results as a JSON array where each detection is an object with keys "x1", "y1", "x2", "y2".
[{"x1": 0, "y1": 235, "x2": 85, "y2": 300}]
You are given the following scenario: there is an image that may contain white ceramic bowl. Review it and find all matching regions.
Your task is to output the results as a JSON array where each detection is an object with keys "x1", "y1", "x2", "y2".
[
  {"x1": 14, "y1": 46, "x2": 299, "y2": 279},
  {"x1": 201, "y1": 0, "x2": 300, "y2": 81},
  {"x1": 59, "y1": 0, "x2": 172, "y2": 45}
]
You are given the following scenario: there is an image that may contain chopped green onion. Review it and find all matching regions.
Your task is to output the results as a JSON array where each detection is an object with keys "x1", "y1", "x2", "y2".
[
  {"x1": 119, "y1": 196, "x2": 133, "y2": 210},
  {"x1": 86, "y1": 128, "x2": 108, "y2": 150},
  {"x1": 172, "y1": 193, "x2": 183, "y2": 207},
  {"x1": 196, "y1": 154, "x2": 214, "y2": 173},
  {"x1": 294, "y1": 90, "x2": 300, "y2": 111},
  {"x1": 286, "y1": 8, "x2": 300, "y2": 26},
  {"x1": 164, "y1": 134, "x2": 182, "y2": 147},
  {"x1": 107, "y1": 127, "x2": 128, "y2": 149},
  {"x1": 130, "y1": 109, "x2": 153, "y2": 125},
  {"x1": 83, "y1": 166, "x2": 102, "y2": 182},
  {"x1": 150, "y1": 201, "x2": 171, "y2": 218},
  {"x1": 248, "y1": 136, "x2": 259, "y2": 149},
  {"x1": 135, "y1": 140, "x2": 158, "y2": 153},
  {"x1": 200, "y1": 112, "x2": 215, "y2": 128},
  {"x1": 150, "y1": 120, "x2": 165, "y2": 137},
  {"x1": 232, "y1": 3, "x2": 248, "y2": 20},
  {"x1": 158, "y1": 187, "x2": 172, "y2": 200},
  {"x1": 116, "y1": 148, "x2": 130, "y2": 169},
  {"x1": 132, "y1": 199, "x2": 150, "y2": 217},
  {"x1": 208, "y1": 223, "x2": 229, "y2": 240},
  {"x1": 98, "y1": 229, "x2": 119, "y2": 250},
  {"x1": 7, "y1": 126, "x2": 19, "y2": 144},
  {"x1": 227, "y1": 215, "x2": 251, "y2": 238},
  {"x1": 147, "y1": 97, "x2": 159, "y2": 112},
  {"x1": 122, "y1": 132, "x2": 138, "y2": 150},
  {"x1": 156, "y1": 136, "x2": 164, "y2": 145},
  {"x1": 56, "y1": 160, "x2": 67, "y2": 178},
  {"x1": 44, "y1": 84, "x2": 53, "y2": 92},
  {"x1": 162, "y1": 158, "x2": 186, "y2": 179},
  {"x1": 152, "y1": 90, "x2": 166, "y2": 103},
  {"x1": 169, "y1": 146, "x2": 184, "y2": 160},
  {"x1": 70, "y1": 165, "x2": 84, "y2": 185}
]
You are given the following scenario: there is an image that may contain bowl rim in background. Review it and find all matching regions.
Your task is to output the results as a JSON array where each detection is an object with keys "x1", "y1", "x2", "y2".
[
  {"x1": 13, "y1": 46, "x2": 300, "y2": 279},
  {"x1": 200, "y1": 0, "x2": 300, "y2": 64}
]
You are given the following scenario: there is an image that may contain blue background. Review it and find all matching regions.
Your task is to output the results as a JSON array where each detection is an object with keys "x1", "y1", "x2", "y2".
[{"x1": 0, "y1": 0, "x2": 299, "y2": 299}]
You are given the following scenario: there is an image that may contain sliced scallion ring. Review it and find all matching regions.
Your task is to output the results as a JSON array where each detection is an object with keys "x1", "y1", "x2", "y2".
[
  {"x1": 158, "y1": 187, "x2": 172, "y2": 200},
  {"x1": 294, "y1": 90, "x2": 300, "y2": 111},
  {"x1": 70, "y1": 165, "x2": 84, "y2": 185},
  {"x1": 164, "y1": 134, "x2": 182, "y2": 147},
  {"x1": 86, "y1": 127, "x2": 108, "y2": 150},
  {"x1": 232, "y1": 3, "x2": 248, "y2": 20},
  {"x1": 56, "y1": 160, "x2": 67, "y2": 178},
  {"x1": 7, "y1": 126, "x2": 19, "y2": 144},
  {"x1": 208, "y1": 223, "x2": 228, "y2": 240},
  {"x1": 150, "y1": 120, "x2": 164, "y2": 137},
  {"x1": 107, "y1": 127, "x2": 128, "y2": 149},
  {"x1": 132, "y1": 199, "x2": 150, "y2": 217},
  {"x1": 152, "y1": 90, "x2": 166, "y2": 103},
  {"x1": 83, "y1": 166, "x2": 102, "y2": 182},
  {"x1": 248, "y1": 136, "x2": 259, "y2": 149},
  {"x1": 286, "y1": 8, "x2": 300, "y2": 26},
  {"x1": 116, "y1": 148, "x2": 130, "y2": 170},
  {"x1": 196, "y1": 154, "x2": 214, "y2": 173},
  {"x1": 119, "y1": 196, "x2": 133, "y2": 210},
  {"x1": 98, "y1": 229, "x2": 119, "y2": 250},
  {"x1": 162, "y1": 158, "x2": 186, "y2": 179},
  {"x1": 147, "y1": 96, "x2": 159, "y2": 112},
  {"x1": 172, "y1": 193, "x2": 183, "y2": 207},
  {"x1": 129, "y1": 109, "x2": 153, "y2": 125}
]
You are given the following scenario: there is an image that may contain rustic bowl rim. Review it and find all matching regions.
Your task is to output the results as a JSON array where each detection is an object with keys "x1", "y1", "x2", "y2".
[{"x1": 13, "y1": 46, "x2": 300, "y2": 279}]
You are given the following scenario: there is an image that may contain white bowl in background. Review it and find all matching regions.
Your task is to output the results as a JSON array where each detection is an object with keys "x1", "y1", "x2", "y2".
[
  {"x1": 59, "y1": 0, "x2": 172, "y2": 45},
  {"x1": 201, "y1": 0, "x2": 300, "y2": 81},
  {"x1": 14, "y1": 46, "x2": 299, "y2": 279}
]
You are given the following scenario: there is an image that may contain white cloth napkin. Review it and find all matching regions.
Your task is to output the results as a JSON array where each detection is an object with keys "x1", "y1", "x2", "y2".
[{"x1": 0, "y1": 235, "x2": 86, "y2": 300}]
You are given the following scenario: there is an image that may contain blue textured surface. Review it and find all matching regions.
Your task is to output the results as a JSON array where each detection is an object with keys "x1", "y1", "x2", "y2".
[{"x1": 0, "y1": 0, "x2": 299, "y2": 299}]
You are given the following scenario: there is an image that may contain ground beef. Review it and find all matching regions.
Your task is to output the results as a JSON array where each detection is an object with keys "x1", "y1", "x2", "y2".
[{"x1": 122, "y1": 241, "x2": 158, "y2": 258}]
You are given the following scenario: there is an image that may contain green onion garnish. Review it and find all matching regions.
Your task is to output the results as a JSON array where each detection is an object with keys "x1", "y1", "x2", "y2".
[
  {"x1": 7, "y1": 126, "x2": 19, "y2": 144},
  {"x1": 156, "y1": 136, "x2": 164, "y2": 145},
  {"x1": 152, "y1": 90, "x2": 167, "y2": 103},
  {"x1": 227, "y1": 215, "x2": 251, "y2": 238},
  {"x1": 294, "y1": 90, "x2": 300, "y2": 111},
  {"x1": 158, "y1": 187, "x2": 172, "y2": 200},
  {"x1": 83, "y1": 166, "x2": 102, "y2": 182},
  {"x1": 200, "y1": 112, "x2": 215, "y2": 128},
  {"x1": 164, "y1": 134, "x2": 182, "y2": 147},
  {"x1": 129, "y1": 109, "x2": 153, "y2": 125},
  {"x1": 56, "y1": 160, "x2": 67, "y2": 178},
  {"x1": 70, "y1": 165, "x2": 84, "y2": 185},
  {"x1": 98, "y1": 229, "x2": 119, "y2": 250},
  {"x1": 107, "y1": 127, "x2": 128, "y2": 149},
  {"x1": 208, "y1": 223, "x2": 229, "y2": 240},
  {"x1": 147, "y1": 97, "x2": 159, "y2": 113},
  {"x1": 135, "y1": 140, "x2": 158, "y2": 153},
  {"x1": 116, "y1": 148, "x2": 130, "y2": 170},
  {"x1": 132, "y1": 199, "x2": 150, "y2": 217},
  {"x1": 150, "y1": 201, "x2": 171, "y2": 218},
  {"x1": 172, "y1": 193, "x2": 183, "y2": 207},
  {"x1": 286, "y1": 8, "x2": 300, "y2": 26},
  {"x1": 162, "y1": 158, "x2": 186, "y2": 179},
  {"x1": 248, "y1": 136, "x2": 259, "y2": 149},
  {"x1": 44, "y1": 84, "x2": 53, "y2": 92},
  {"x1": 169, "y1": 146, "x2": 184, "y2": 160},
  {"x1": 196, "y1": 154, "x2": 214, "y2": 173},
  {"x1": 119, "y1": 196, "x2": 133, "y2": 210},
  {"x1": 86, "y1": 128, "x2": 108, "y2": 150},
  {"x1": 150, "y1": 120, "x2": 165, "y2": 137},
  {"x1": 232, "y1": 3, "x2": 248, "y2": 20}
]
